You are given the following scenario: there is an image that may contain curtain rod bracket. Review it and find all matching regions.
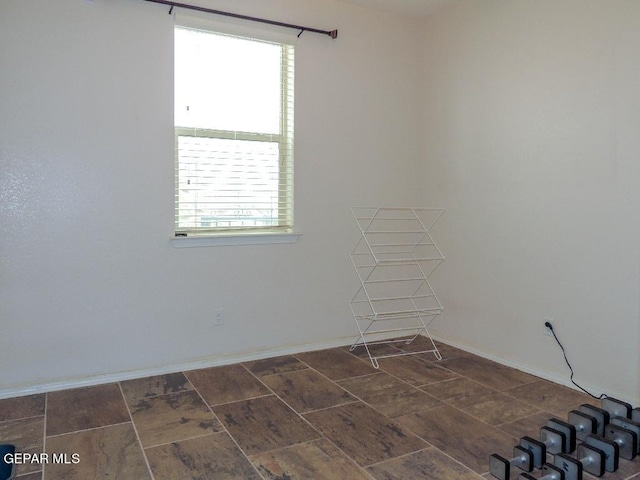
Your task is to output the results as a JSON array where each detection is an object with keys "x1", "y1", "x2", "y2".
[
  {"x1": 168, "y1": 4, "x2": 174, "y2": 14},
  {"x1": 297, "y1": 28, "x2": 304, "y2": 38}
]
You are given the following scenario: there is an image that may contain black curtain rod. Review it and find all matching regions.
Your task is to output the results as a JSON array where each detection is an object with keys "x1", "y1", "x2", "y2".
[{"x1": 145, "y1": 0, "x2": 338, "y2": 39}]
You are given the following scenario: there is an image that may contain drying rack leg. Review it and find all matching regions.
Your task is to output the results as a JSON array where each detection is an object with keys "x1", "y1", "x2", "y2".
[{"x1": 348, "y1": 318, "x2": 443, "y2": 368}]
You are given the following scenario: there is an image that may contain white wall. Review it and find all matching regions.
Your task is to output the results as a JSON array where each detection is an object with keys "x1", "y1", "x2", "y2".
[
  {"x1": 4, "y1": 0, "x2": 638, "y2": 406},
  {"x1": 420, "y1": 0, "x2": 640, "y2": 403},
  {"x1": 0, "y1": 0, "x2": 423, "y2": 395}
]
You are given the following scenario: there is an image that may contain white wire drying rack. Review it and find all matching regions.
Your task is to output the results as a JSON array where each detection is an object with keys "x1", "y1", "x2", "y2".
[{"x1": 348, "y1": 207, "x2": 445, "y2": 368}]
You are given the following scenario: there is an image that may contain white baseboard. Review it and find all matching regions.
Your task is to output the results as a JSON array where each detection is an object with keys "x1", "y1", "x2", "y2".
[
  {"x1": 430, "y1": 334, "x2": 640, "y2": 406},
  {"x1": 0, "y1": 335, "x2": 357, "y2": 400},
  {"x1": 3, "y1": 334, "x2": 637, "y2": 406}
]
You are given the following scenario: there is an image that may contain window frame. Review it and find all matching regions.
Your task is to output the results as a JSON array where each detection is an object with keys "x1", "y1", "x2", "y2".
[{"x1": 172, "y1": 17, "x2": 297, "y2": 244}]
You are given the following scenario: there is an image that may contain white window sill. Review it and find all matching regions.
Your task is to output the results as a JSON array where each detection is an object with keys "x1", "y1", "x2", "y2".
[{"x1": 171, "y1": 232, "x2": 301, "y2": 248}]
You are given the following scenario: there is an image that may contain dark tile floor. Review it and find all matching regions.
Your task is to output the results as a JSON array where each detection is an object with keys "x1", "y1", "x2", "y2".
[{"x1": 1, "y1": 338, "x2": 638, "y2": 479}]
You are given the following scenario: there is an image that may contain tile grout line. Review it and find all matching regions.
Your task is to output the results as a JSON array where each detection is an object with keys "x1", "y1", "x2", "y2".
[
  {"x1": 247, "y1": 360, "x2": 365, "y2": 414},
  {"x1": 239, "y1": 361, "x2": 327, "y2": 438},
  {"x1": 247, "y1": 356, "x2": 438, "y2": 478},
  {"x1": 187, "y1": 367, "x2": 268, "y2": 480},
  {"x1": 406, "y1": 366, "x2": 599, "y2": 474},
  {"x1": 344, "y1": 344, "x2": 466, "y2": 393},
  {"x1": 120, "y1": 378, "x2": 262, "y2": 472},
  {"x1": 364, "y1": 445, "x2": 434, "y2": 468},
  {"x1": 202, "y1": 392, "x2": 275, "y2": 409},
  {"x1": 368, "y1": 441, "x2": 487, "y2": 478},
  {"x1": 431, "y1": 447, "x2": 488, "y2": 479},
  {"x1": 0, "y1": 413, "x2": 44, "y2": 424},
  {"x1": 186, "y1": 350, "x2": 571, "y2": 477},
  {"x1": 139, "y1": 431, "x2": 217, "y2": 451},
  {"x1": 116, "y1": 382, "x2": 156, "y2": 480},
  {"x1": 41, "y1": 393, "x2": 47, "y2": 480},
  {"x1": 239, "y1": 360, "x2": 379, "y2": 479},
  {"x1": 498, "y1": 379, "x2": 588, "y2": 411},
  {"x1": 492, "y1": 410, "x2": 553, "y2": 429},
  {"x1": 382, "y1": 367, "x2": 524, "y2": 472},
  {"x1": 44, "y1": 420, "x2": 134, "y2": 439},
  {"x1": 292, "y1": 349, "x2": 458, "y2": 467},
  {"x1": 243, "y1": 436, "x2": 379, "y2": 480},
  {"x1": 342, "y1": 348, "x2": 469, "y2": 417},
  {"x1": 183, "y1": 367, "x2": 279, "y2": 407},
  {"x1": 413, "y1": 358, "x2": 582, "y2": 433},
  {"x1": 7, "y1": 344, "x2": 631, "y2": 479},
  {"x1": 393, "y1": 404, "x2": 503, "y2": 477}
]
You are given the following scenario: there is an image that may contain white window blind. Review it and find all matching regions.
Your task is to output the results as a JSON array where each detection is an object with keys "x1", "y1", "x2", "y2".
[{"x1": 174, "y1": 26, "x2": 294, "y2": 235}]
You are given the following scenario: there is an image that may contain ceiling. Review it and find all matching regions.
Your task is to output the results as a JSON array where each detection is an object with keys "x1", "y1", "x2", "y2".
[{"x1": 335, "y1": 0, "x2": 459, "y2": 17}]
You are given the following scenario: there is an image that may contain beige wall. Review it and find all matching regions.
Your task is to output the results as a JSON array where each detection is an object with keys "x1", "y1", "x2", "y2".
[
  {"x1": 420, "y1": 0, "x2": 640, "y2": 403},
  {"x1": 0, "y1": 0, "x2": 423, "y2": 395}
]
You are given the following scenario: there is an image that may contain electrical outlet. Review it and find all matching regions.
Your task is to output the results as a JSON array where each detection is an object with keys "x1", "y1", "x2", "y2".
[
  {"x1": 214, "y1": 309, "x2": 224, "y2": 326},
  {"x1": 544, "y1": 318, "x2": 554, "y2": 336}
]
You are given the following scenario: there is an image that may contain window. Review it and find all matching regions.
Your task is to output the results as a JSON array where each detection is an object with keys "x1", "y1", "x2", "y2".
[{"x1": 174, "y1": 24, "x2": 294, "y2": 237}]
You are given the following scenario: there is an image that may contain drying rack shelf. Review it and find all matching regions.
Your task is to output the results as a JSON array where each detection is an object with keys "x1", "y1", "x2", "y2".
[{"x1": 348, "y1": 207, "x2": 445, "y2": 368}]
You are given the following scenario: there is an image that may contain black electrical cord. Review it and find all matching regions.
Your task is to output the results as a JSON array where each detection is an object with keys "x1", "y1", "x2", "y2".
[{"x1": 545, "y1": 321, "x2": 607, "y2": 400}]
